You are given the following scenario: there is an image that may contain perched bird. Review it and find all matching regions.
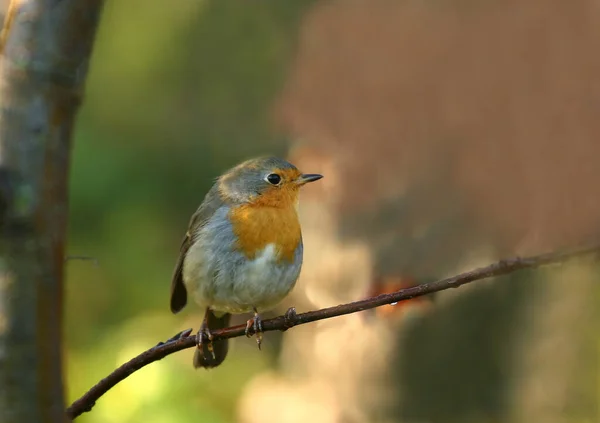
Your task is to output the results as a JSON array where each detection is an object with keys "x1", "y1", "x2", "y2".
[{"x1": 170, "y1": 156, "x2": 323, "y2": 368}]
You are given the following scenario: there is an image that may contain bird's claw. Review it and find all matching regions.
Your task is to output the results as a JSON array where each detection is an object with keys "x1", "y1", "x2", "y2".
[
  {"x1": 154, "y1": 328, "x2": 193, "y2": 348},
  {"x1": 245, "y1": 310, "x2": 264, "y2": 350},
  {"x1": 196, "y1": 324, "x2": 216, "y2": 361},
  {"x1": 169, "y1": 328, "x2": 193, "y2": 342}
]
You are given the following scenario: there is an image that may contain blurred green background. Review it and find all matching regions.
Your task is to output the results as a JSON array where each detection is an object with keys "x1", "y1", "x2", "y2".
[
  {"x1": 66, "y1": 1, "x2": 314, "y2": 422},
  {"x1": 65, "y1": 1, "x2": 600, "y2": 423}
]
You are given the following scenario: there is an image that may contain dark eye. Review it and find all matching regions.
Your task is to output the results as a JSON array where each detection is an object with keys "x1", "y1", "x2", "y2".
[{"x1": 266, "y1": 173, "x2": 282, "y2": 185}]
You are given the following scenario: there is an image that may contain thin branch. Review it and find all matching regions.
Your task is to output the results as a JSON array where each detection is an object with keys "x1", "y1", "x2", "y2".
[{"x1": 66, "y1": 243, "x2": 600, "y2": 419}]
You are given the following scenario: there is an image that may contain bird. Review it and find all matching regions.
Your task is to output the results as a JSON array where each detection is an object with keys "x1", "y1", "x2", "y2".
[{"x1": 169, "y1": 156, "x2": 323, "y2": 369}]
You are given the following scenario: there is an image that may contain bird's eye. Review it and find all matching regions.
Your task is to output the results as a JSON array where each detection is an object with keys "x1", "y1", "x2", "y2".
[{"x1": 266, "y1": 173, "x2": 282, "y2": 185}]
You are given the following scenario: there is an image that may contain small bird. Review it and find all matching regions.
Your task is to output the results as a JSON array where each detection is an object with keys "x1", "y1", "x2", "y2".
[{"x1": 170, "y1": 156, "x2": 323, "y2": 368}]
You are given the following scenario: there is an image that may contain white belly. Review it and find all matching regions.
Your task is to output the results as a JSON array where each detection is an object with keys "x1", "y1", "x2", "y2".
[{"x1": 184, "y1": 242, "x2": 302, "y2": 314}]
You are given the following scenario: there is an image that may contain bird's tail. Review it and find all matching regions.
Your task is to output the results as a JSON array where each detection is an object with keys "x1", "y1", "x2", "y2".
[{"x1": 193, "y1": 309, "x2": 231, "y2": 369}]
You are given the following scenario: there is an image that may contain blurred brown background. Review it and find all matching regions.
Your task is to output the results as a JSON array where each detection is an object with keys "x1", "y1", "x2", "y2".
[{"x1": 58, "y1": 0, "x2": 600, "y2": 422}]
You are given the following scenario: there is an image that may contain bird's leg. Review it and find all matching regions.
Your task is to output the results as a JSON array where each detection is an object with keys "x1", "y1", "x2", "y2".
[
  {"x1": 197, "y1": 310, "x2": 216, "y2": 361},
  {"x1": 245, "y1": 307, "x2": 264, "y2": 350}
]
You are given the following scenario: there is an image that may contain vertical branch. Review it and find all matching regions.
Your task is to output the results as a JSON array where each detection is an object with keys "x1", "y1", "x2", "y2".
[
  {"x1": 0, "y1": 1, "x2": 104, "y2": 422},
  {"x1": 0, "y1": 0, "x2": 9, "y2": 30}
]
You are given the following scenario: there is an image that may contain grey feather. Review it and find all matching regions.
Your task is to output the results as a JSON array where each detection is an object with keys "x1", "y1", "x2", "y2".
[{"x1": 170, "y1": 184, "x2": 225, "y2": 313}]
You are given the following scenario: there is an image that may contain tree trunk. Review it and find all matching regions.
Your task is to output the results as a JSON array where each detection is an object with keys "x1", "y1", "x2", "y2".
[{"x1": 0, "y1": 1, "x2": 104, "y2": 422}]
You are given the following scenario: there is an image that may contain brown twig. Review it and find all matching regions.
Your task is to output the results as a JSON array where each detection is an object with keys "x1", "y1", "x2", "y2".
[{"x1": 66, "y1": 244, "x2": 600, "y2": 419}]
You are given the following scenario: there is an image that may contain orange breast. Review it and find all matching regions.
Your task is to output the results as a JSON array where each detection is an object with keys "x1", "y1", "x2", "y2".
[{"x1": 228, "y1": 202, "x2": 302, "y2": 263}]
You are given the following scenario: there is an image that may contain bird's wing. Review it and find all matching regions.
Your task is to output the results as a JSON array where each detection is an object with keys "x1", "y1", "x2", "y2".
[{"x1": 169, "y1": 184, "x2": 224, "y2": 313}]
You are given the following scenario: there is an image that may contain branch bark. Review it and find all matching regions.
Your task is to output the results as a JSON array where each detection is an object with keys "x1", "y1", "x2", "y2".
[
  {"x1": 0, "y1": 1, "x2": 104, "y2": 422},
  {"x1": 66, "y1": 243, "x2": 600, "y2": 420}
]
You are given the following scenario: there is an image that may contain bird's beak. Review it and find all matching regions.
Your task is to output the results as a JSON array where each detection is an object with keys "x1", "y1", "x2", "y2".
[{"x1": 295, "y1": 173, "x2": 323, "y2": 186}]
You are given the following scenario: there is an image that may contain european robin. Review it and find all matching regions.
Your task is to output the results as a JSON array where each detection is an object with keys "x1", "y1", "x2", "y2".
[{"x1": 170, "y1": 156, "x2": 323, "y2": 368}]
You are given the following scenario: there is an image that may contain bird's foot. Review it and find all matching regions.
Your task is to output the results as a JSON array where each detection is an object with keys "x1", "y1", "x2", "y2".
[
  {"x1": 154, "y1": 328, "x2": 193, "y2": 348},
  {"x1": 196, "y1": 322, "x2": 216, "y2": 361},
  {"x1": 245, "y1": 308, "x2": 264, "y2": 350}
]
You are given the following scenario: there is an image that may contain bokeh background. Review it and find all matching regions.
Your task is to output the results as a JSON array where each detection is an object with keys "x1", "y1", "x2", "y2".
[{"x1": 65, "y1": 1, "x2": 599, "y2": 423}]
